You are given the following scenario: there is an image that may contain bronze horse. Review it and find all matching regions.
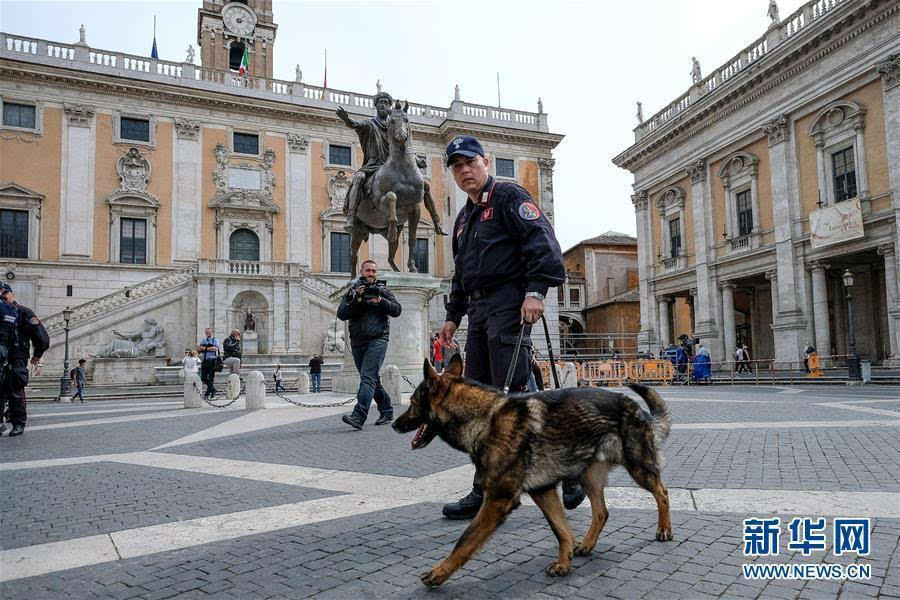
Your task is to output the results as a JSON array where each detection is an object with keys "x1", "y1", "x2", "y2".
[{"x1": 348, "y1": 100, "x2": 425, "y2": 273}]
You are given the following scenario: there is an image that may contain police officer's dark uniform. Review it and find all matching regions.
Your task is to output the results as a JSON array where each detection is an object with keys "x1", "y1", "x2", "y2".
[
  {"x1": 441, "y1": 136, "x2": 585, "y2": 519},
  {"x1": 0, "y1": 283, "x2": 49, "y2": 437}
]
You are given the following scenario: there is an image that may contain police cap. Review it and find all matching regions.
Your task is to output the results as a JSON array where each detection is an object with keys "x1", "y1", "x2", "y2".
[
  {"x1": 0, "y1": 282, "x2": 11, "y2": 294},
  {"x1": 445, "y1": 135, "x2": 484, "y2": 166}
]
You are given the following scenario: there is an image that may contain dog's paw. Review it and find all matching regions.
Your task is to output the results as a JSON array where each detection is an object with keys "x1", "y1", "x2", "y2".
[
  {"x1": 545, "y1": 560, "x2": 572, "y2": 577},
  {"x1": 573, "y1": 542, "x2": 594, "y2": 556},
  {"x1": 421, "y1": 565, "x2": 451, "y2": 587},
  {"x1": 656, "y1": 528, "x2": 673, "y2": 542}
]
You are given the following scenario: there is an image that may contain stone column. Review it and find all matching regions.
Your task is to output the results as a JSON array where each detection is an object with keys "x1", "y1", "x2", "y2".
[
  {"x1": 750, "y1": 166, "x2": 761, "y2": 232},
  {"x1": 876, "y1": 56, "x2": 900, "y2": 311},
  {"x1": 854, "y1": 124, "x2": 869, "y2": 197},
  {"x1": 687, "y1": 288, "x2": 696, "y2": 333},
  {"x1": 287, "y1": 281, "x2": 303, "y2": 352},
  {"x1": 632, "y1": 192, "x2": 653, "y2": 353},
  {"x1": 724, "y1": 184, "x2": 734, "y2": 238},
  {"x1": 196, "y1": 276, "x2": 212, "y2": 335},
  {"x1": 272, "y1": 280, "x2": 287, "y2": 353},
  {"x1": 765, "y1": 270, "x2": 779, "y2": 319},
  {"x1": 721, "y1": 282, "x2": 737, "y2": 365},
  {"x1": 538, "y1": 158, "x2": 557, "y2": 227},
  {"x1": 809, "y1": 261, "x2": 832, "y2": 358},
  {"x1": 877, "y1": 244, "x2": 900, "y2": 362},
  {"x1": 379, "y1": 273, "x2": 443, "y2": 387},
  {"x1": 214, "y1": 279, "x2": 228, "y2": 337},
  {"x1": 657, "y1": 297, "x2": 671, "y2": 348},
  {"x1": 286, "y1": 135, "x2": 311, "y2": 267},
  {"x1": 815, "y1": 141, "x2": 827, "y2": 204},
  {"x1": 60, "y1": 104, "x2": 96, "y2": 258},
  {"x1": 803, "y1": 264, "x2": 816, "y2": 346},
  {"x1": 172, "y1": 119, "x2": 202, "y2": 263},
  {"x1": 764, "y1": 114, "x2": 806, "y2": 362}
]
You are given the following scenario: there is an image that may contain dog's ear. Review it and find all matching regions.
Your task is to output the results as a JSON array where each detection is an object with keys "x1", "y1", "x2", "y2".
[
  {"x1": 445, "y1": 353, "x2": 463, "y2": 377},
  {"x1": 423, "y1": 358, "x2": 439, "y2": 383}
]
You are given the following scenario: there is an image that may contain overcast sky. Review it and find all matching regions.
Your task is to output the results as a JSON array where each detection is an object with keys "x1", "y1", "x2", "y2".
[{"x1": 1, "y1": 0, "x2": 806, "y2": 251}]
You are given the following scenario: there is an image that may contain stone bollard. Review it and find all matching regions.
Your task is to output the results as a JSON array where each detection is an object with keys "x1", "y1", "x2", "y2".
[
  {"x1": 226, "y1": 374, "x2": 241, "y2": 400},
  {"x1": 245, "y1": 370, "x2": 266, "y2": 410},
  {"x1": 184, "y1": 373, "x2": 202, "y2": 408},
  {"x1": 559, "y1": 362, "x2": 578, "y2": 388},
  {"x1": 298, "y1": 372, "x2": 310, "y2": 394},
  {"x1": 380, "y1": 364, "x2": 402, "y2": 406}
]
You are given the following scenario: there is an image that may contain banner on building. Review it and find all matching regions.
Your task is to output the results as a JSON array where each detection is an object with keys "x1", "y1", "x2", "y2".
[{"x1": 809, "y1": 197, "x2": 864, "y2": 249}]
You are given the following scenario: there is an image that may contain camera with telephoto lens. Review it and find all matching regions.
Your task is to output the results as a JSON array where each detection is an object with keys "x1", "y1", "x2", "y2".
[{"x1": 352, "y1": 278, "x2": 387, "y2": 300}]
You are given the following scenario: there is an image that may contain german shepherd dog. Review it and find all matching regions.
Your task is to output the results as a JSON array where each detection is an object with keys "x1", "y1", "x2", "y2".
[{"x1": 393, "y1": 355, "x2": 673, "y2": 587}]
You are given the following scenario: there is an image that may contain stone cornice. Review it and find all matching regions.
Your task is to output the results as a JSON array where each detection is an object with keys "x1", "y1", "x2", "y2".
[{"x1": 612, "y1": 0, "x2": 897, "y2": 173}]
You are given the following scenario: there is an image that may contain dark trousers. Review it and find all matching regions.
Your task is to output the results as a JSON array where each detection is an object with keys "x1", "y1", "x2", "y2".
[
  {"x1": 350, "y1": 337, "x2": 392, "y2": 421},
  {"x1": 464, "y1": 284, "x2": 532, "y2": 493},
  {"x1": 200, "y1": 359, "x2": 218, "y2": 396},
  {"x1": 1, "y1": 362, "x2": 28, "y2": 427},
  {"x1": 73, "y1": 382, "x2": 85, "y2": 401}
]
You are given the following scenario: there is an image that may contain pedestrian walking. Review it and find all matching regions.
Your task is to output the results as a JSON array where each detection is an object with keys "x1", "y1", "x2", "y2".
[
  {"x1": 71, "y1": 359, "x2": 87, "y2": 402},
  {"x1": 438, "y1": 135, "x2": 584, "y2": 519},
  {"x1": 197, "y1": 328, "x2": 221, "y2": 398},
  {"x1": 0, "y1": 282, "x2": 49, "y2": 437},
  {"x1": 308, "y1": 353, "x2": 323, "y2": 393},
  {"x1": 274, "y1": 365, "x2": 285, "y2": 393},
  {"x1": 337, "y1": 260, "x2": 401, "y2": 430},
  {"x1": 223, "y1": 329, "x2": 242, "y2": 375}
]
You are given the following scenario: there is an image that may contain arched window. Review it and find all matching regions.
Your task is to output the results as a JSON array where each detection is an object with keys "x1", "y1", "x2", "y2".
[
  {"x1": 229, "y1": 42, "x2": 246, "y2": 72},
  {"x1": 229, "y1": 228, "x2": 259, "y2": 261}
]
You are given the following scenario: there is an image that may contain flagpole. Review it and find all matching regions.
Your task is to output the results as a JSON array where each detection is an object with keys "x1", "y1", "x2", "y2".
[
  {"x1": 324, "y1": 48, "x2": 328, "y2": 88},
  {"x1": 497, "y1": 72, "x2": 501, "y2": 108}
]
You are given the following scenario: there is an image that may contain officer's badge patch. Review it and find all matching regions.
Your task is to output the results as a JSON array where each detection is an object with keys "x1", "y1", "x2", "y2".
[
  {"x1": 453, "y1": 137, "x2": 463, "y2": 148},
  {"x1": 30, "y1": 316, "x2": 40, "y2": 325},
  {"x1": 517, "y1": 202, "x2": 541, "y2": 221},
  {"x1": 480, "y1": 208, "x2": 494, "y2": 221}
]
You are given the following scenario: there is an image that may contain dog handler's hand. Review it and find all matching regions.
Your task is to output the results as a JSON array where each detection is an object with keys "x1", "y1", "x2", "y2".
[
  {"x1": 521, "y1": 297, "x2": 544, "y2": 324},
  {"x1": 439, "y1": 321, "x2": 458, "y2": 349}
]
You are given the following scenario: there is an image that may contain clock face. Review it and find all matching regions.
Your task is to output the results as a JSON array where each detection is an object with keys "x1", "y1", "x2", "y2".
[{"x1": 223, "y1": 4, "x2": 256, "y2": 37}]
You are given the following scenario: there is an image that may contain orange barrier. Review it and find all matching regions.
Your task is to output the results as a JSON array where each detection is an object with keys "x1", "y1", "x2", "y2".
[
  {"x1": 626, "y1": 359, "x2": 675, "y2": 385},
  {"x1": 579, "y1": 360, "x2": 627, "y2": 387}
]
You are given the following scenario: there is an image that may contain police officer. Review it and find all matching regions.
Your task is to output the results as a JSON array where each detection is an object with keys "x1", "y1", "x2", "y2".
[
  {"x1": 438, "y1": 136, "x2": 585, "y2": 519},
  {"x1": 0, "y1": 282, "x2": 49, "y2": 437}
]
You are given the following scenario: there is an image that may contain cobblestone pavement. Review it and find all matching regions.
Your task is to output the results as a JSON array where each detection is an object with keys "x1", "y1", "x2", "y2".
[{"x1": 1, "y1": 386, "x2": 898, "y2": 599}]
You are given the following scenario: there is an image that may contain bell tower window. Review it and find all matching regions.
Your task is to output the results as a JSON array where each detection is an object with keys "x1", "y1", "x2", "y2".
[{"x1": 229, "y1": 42, "x2": 246, "y2": 72}]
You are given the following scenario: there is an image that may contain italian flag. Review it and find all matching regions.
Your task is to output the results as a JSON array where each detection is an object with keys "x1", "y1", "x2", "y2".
[{"x1": 238, "y1": 46, "x2": 249, "y2": 76}]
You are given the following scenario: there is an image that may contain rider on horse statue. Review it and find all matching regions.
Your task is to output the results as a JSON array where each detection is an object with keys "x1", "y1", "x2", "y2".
[{"x1": 336, "y1": 91, "x2": 447, "y2": 237}]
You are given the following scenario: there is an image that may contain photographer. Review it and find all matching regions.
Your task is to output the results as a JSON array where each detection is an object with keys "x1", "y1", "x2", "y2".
[{"x1": 337, "y1": 260, "x2": 401, "y2": 430}]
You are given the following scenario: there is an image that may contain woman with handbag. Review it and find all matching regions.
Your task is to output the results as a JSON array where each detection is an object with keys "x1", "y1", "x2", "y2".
[{"x1": 197, "y1": 328, "x2": 222, "y2": 398}]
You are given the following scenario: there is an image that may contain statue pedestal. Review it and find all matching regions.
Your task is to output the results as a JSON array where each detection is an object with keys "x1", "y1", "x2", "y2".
[
  {"x1": 93, "y1": 357, "x2": 169, "y2": 385},
  {"x1": 242, "y1": 331, "x2": 259, "y2": 354}
]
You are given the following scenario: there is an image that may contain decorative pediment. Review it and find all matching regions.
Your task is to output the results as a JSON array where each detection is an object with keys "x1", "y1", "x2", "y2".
[
  {"x1": 808, "y1": 101, "x2": 866, "y2": 138},
  {"x1": 327, "y1": 170, "x2": 351, "y2": 211},
  {"x1": 209, "y1": 190, "x2": 280, "y2": 213},
  {"x1": 0, "y1": 182, "x2": 45, "y2": 203},
  {"x1": 211, "y1": 142, "x2": 277, "y2": 209},
  {"x1": 654, "y1": 186, "x2": 685, "y2": 211},
  {"x1": 717, "y1": 151, "x2": 759, "y2": 181},
  {"x1": 108, "y1": 148, "x2": 158, "y2": 207}
]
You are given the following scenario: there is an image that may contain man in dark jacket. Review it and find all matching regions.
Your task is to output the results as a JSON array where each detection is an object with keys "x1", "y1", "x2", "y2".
[
  {"x1": 222, "y1": 329, "x2": 242, "y2": 375},
  {"x1": 337, "y1": 259, "x2": 401, "y2": 429},
  {"x1": 0, "y1": 282, "x2": 50, "y2": 437}
]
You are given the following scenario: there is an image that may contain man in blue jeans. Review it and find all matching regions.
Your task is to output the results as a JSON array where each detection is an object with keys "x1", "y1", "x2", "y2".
[{"x1": 337, "y1": 260, "x2": 401, "y2": 430}]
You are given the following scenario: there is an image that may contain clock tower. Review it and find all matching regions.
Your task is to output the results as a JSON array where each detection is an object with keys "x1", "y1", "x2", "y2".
[{"x1": 197, "y1": 0, "x2": 277, "y2": 79}]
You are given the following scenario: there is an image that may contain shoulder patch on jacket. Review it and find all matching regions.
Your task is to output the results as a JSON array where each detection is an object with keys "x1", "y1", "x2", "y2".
[
  {"x1": 517, "y1": 201, "x2": 541, "y2": 221},
  {"x1": 30, "y1": 316, "x2": 40, "y2": 325}
]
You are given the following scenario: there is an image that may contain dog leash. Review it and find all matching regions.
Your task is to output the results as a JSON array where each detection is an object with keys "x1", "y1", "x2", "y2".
[{"x1": 502, "y1": 314, "x2": 561, "y2": 393}]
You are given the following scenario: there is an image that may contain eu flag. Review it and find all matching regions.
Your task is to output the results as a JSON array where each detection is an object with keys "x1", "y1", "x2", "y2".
[{"x1": 151, "y1": 36, "x2": 158, "y2": 59}]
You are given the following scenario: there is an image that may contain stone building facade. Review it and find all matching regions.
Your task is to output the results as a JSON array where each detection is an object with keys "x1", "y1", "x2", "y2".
[
  {"x1": 614, "y1": 0, "x2": 900, "y2": 366},
  {"x1": 0, "y1": 0, "x2": 563, "y2": 369}
]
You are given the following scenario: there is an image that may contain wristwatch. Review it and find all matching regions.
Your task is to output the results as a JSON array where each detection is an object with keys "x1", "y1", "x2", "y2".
[{"x1": 525, "y1": 291, "x2": 545, "y2": 302}]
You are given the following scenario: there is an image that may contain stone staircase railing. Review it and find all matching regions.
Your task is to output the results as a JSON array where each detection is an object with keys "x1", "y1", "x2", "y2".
[
  {"x1": 196, "y1": 259, "x2": 340, "y2": 298},
  {"x1": 42, "y1": 266, "x2": 198, "y2": 333}
]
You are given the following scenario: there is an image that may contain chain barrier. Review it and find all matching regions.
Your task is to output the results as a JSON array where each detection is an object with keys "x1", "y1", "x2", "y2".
[
  {"x1": 196, "y1": 375, "x2": 355, "y2": 409},
  {"x1": 401, "y1": 374, "x2": 417, "y2": 390}
]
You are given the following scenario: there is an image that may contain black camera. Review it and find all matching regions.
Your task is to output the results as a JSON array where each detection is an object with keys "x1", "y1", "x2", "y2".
[{"x1": 353, "y1": 278, "x2": 386, "y2": 300}]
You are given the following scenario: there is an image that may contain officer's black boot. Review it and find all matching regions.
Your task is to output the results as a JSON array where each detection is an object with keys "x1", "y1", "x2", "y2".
[
  {"x1": 8, "y1": 424, "x2": 24, "y2": 437},
  {"x1": 442, "y1": 485, "x2": 483, "y2": 520},
  {"x1": 341, "y1": 412, "x2": 364, "y2": 430},
  {"x1": 562, "y1": 479, "x2": 586, "y2": 510}
]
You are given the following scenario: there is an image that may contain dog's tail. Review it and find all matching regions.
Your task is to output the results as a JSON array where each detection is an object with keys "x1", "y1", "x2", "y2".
[{"x1": 627, "y1": 383, "x2": 671, "y2": 441}]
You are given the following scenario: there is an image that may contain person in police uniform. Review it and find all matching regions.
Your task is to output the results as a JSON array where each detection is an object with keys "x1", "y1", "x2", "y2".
[
  {"x1": 438, "y1": 136, "x2": 585, "y2": 519},
  {"x1": 0, "y1": 282, "x2": 49, "y2": 437}
]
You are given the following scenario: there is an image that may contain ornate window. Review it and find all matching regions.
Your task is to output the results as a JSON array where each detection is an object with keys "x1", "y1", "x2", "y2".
[
  {"x1": 119, "y1": 217, "x2": 147, "y2": 264},
  {"x1": 330, "y1": 232, "x2": 350, "y2": 273},
  {"x1": 569, "y1": 287, "x2": 581, "y2": 307},
  {"x1": 716, "y1": 150, "x2": 761, "y2": 251},
  {"x1": 654, "y1": 186, "x2": 686, "y2": 270},
  {"x1": 0, "y1": 98, "x2": 42, "y2": 134},
  {"x1": 107, "y1": 148, "x2": 159, "y2": 265},
  {"x1": 233, "y1": 132, "x2": 259, "y2": 155},
  {"x1": 495, "y1": 157, "x2": 515, "y2": 179},
  {"x1": 414, "y1": 238, "x2": 429, "y2": 273},
  {"x1": 0, "y1": 209, "x2": 28, "y2": 259},
  {"x1": 229, "y1": 228, "x2": 260, "y2": 261},
  {"x1": 329, "y1": 144, "x2": 352, "y2": 167},
  {"x1": 0, "y1": 183, "x2": 42, "y2": 259},
  {"x1": 120, "y1": 117, "x2": 150, "y2": 143},
  {"x1": 831, "y1": 147, "x2": 857, "y2": 202},
  {"x1": 808, "y1": 100, "x2": 868, "y2": 205}
]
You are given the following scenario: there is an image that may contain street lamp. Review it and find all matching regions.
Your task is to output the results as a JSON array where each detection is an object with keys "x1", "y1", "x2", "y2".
[
  {"x1": 841, "y1": 270, "x2": 862, "y2": 381},
  {"x1": 57, "y1": 306, "x2": 73, "y2": 402}
]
